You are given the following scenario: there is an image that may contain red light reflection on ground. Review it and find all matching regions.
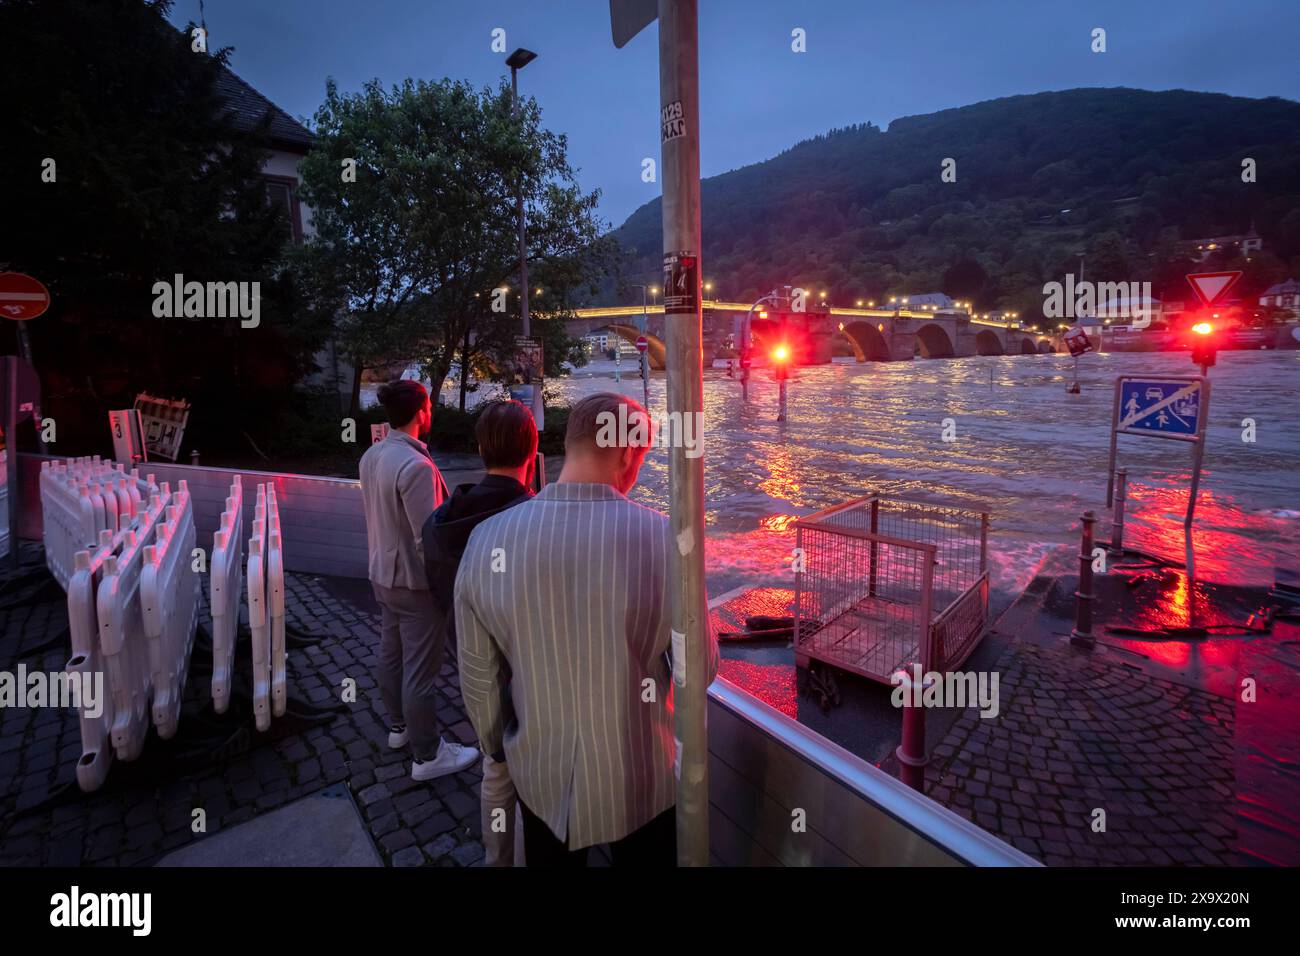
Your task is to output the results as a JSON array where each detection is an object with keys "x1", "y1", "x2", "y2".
[
  {"x1": 1122, "y1": 483, "x2": 1290, "y2": 587},
  {"x1": 718, "y1": 658, "x2": 798, "y2": 718}
]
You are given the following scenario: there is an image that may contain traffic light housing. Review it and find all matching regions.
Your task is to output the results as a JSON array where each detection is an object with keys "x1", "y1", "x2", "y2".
[
  {"x1": 771, "y1": 343, "x2": 791, "y2": 380},
  {"x1": 1190, "y1": 322, "x2": 1217, "y2": 370}
]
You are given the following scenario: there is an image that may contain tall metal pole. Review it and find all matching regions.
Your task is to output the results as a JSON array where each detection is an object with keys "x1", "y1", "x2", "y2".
[
  {"x1": 659, "y1": 0, "x2": 709, "y2": 866},
  {"x1": 512, "y1": 61, "x2": 543, "y2": 429},
  {"x1": 512, "y1": 67, "x2": 529, "y2": 340}
]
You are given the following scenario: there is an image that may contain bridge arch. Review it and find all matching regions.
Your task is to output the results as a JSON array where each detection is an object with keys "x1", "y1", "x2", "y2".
[
  {"x1": 915, "y1": 323, "x2": 956, "y2": 359},
  {"x1": 841, "y1": 321, "x2": 892, "y2": 362},
  {"x1": 1037, "y1": 339, "x2": 1057, "y2": 354},
  {"x1": 605, "y1": 324, "x2": 666, "y2": 370},
  {"x1": 975, "y1": 329, "x2": 1005, "y2": 356},
  {"x1": 1018, "y1": 337, "x2": 1038, "y2": 355}
]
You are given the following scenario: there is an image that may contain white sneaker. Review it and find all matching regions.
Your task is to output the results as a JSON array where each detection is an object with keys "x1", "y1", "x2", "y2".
[
  {"x1": 387, "y1": 725, "x2": 408, "y2": 749},
  {"x1": 411, "y1": 739, "x2": 481, "y2": 782}
]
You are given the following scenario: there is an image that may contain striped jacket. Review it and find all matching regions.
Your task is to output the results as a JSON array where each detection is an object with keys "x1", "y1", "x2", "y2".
[{"x1": 454, "y1": 481, "x2": 718, "y2": 849}]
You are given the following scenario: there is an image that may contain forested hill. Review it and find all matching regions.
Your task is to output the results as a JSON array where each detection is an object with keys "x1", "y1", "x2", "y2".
[{"x1": 610, "y1": 88, "x2": 1300, "y2": 316}]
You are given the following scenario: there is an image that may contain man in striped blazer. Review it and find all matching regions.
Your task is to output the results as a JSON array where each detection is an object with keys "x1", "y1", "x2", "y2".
[{"x1": 454, "y1": 392, "x2": 718, "y2": 866}]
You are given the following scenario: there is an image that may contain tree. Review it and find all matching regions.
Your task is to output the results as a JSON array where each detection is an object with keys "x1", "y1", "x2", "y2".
[
  {"x1": 293, "y1": 77, "x2": 612, "y2": 415},
  {"x1": 1, "y1": 0, "x2": 314, "y2": 455}
]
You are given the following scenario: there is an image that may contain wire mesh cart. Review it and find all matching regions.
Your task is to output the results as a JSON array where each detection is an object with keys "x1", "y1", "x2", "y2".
[{"x1": 793, "y1": 495, "x2": 990, "y2": 683}]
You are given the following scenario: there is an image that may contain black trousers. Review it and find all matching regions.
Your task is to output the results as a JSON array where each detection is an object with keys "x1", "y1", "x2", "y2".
[{"x1": 519, "y1": 801, "x2": 677, "y2": 867}]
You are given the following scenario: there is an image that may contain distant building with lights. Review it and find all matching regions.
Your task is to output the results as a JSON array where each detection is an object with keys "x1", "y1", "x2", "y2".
[
  {"x1": 903, "y1": 292, "x2": 956, "y2": 310},
  {"x1": 1259, "y1": 278, "x2": 1300, "y2": 317},
  {"x1": 1179, "y1": 229, "x2": 1262, "y2": 263}
]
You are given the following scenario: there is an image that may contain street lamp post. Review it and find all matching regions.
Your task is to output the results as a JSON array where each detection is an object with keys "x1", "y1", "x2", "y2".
[
  {"x1": 630, "y1": 283, "x2": 653, "y2": 408},
  {"x1": 508, "y1": 47, "x2": 541, "y2": 427},
  {"x1": 740, "y1": 289, "x2": 780, "y2": 403}
]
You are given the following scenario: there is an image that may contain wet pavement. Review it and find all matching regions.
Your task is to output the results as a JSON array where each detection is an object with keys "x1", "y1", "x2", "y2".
[{"x1": 708, "y1": 543, "x2": 1300, "y2": 866}]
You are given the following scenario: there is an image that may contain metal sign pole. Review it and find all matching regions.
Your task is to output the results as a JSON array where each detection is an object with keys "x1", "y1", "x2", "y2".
[
  {"x1": 4, "y1": 357, "x2": 18, "y2": 570},
  {"x1": 1184, "y1": 377, "x2": 1210, "y2": 582},
  {"x1": 659, "y1": 0, "x2": 709, "y2": 866}
]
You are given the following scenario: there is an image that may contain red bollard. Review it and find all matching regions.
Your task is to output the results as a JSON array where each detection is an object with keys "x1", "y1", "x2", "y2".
[
  {"x1": 1071, "y1": 510, "x2": 1096, "y2": 648},
  {"x1": 894, "y1": 664, "x2": 932, "y2": 792}
]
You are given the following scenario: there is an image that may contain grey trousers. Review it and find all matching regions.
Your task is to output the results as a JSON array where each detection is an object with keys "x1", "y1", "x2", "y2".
[{"x1": 373, "y1": 583, "x2": 447, "y2": 761}]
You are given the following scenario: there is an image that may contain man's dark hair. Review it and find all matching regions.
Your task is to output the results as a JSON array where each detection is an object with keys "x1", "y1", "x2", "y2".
[
  {"x1": 376, "y1": 379, "x2": 429, "y2": 428},
  {"x1": 475, "y1": 400, "x2": 538, "y2": 469}
]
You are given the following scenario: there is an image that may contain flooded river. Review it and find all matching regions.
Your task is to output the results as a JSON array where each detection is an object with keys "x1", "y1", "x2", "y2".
[{"x1": 550, "y1": 349, "x2": 1300, "y2": 614}]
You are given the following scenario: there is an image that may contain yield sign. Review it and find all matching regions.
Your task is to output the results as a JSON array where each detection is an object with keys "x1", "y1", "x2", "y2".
[
  {"x1": 1186, "y1": 271, "x2": 1242, "y2": 308},
  {"x1": 0, "y1": 272, "x2": 51, "y2": 321}
]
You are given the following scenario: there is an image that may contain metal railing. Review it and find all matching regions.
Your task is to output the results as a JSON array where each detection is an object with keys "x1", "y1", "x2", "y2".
[{"x1": 793, "y1": 494, "x2": 990, "y2": 680}]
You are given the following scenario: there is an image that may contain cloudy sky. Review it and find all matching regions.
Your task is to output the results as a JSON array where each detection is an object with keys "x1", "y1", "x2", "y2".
[{"x1": 169, "y1": 0, "x2": 1300, "y2": 228}]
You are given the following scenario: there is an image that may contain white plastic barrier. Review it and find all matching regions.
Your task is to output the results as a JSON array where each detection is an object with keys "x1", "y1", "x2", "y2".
[
  {"x1": 142, "y1": 481, "x2": 201, "y2": 738},
  {"x1": 209, "y1": 476, "x2": 244, "y2": 714},
  {"x1": 67, "y1": 526, "x2": 132, "y2": 792},
  {"x1": 40, "y1": 457, "x2": 153, "y2": 589},
  {"x1": 267, "y1": 489, "x2": 287, "y2": 719},
  {"x1": 95, "y1": 488, "x2": 169, "y2": 764},
  {"x1": 248, "y1": 485, "x2": 271, "y2": 730}
]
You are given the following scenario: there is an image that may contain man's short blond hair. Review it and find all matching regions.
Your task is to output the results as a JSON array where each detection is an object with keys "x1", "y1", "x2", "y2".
[{"x1": 565, "y1": 392, "x2": 652, "y2": 454}]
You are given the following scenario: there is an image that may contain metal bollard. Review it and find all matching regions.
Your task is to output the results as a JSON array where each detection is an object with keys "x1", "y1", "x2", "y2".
[
  {"x1": 894, "y1": 664, "x2": 932, "y2": 792},
  {"x1": 1109, "y1": 468, "x2": 1127, "y2": 557},
  {"x1": 190, "y1": 450, "x2": 201, "y2": 466},
  {"x1": 1071, "y1": 510, "x2": 1096, "y2": 648}
]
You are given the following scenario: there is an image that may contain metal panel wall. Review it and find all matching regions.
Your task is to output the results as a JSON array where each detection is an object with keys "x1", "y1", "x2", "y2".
[
  {"x1": 20, "y1": 455, "x2": 368, "y2": 579},
  {"x1": 707, "y1": 677, "x2": 1039, "y2": 867}
]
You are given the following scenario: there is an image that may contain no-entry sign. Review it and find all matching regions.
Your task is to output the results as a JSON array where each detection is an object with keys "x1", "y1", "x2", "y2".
[
  {"x1": 0, "y1": 273, "x2": 51, "y2": 321},
  {"x1": 635, "y1": 335, "x2": 648, "y2": 352}
]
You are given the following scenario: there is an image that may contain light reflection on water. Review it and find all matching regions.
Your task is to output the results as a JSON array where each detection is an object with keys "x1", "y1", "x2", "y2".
[{"x1": 552, "y1": 350, "x2": 1300, "y2": 609}]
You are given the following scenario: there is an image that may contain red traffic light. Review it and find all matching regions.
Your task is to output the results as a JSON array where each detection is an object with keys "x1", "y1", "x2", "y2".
[
  {"x1": 771, "y1": 344, "x2": 790, "y2": 363},
  {"x1": 1189, "y1": 321, "x2": 1217, "y2": 369}
]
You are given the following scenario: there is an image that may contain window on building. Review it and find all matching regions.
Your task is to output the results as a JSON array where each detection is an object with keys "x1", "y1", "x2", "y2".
[{"x1": 264, "y1": 176, "x2": 303, "y2": 244}]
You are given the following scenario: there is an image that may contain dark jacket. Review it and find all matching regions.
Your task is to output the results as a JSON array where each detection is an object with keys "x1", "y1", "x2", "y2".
[{"x1": 423, "y1": 474, "x2": 533, "y2": 626}]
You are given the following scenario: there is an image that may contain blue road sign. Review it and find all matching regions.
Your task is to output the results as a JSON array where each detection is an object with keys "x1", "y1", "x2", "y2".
[{"x1": 1117, "y1": 378, "x2": 1203, "y2": 438}]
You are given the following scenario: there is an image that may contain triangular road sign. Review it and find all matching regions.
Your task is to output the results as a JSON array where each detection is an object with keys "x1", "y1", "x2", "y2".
[
  {"x1": 610, "y1": 0, "x2": 657, "y2": 48},
  {"x1": 1186, "y1": 271, "x2": 1242, "y2": 308}
]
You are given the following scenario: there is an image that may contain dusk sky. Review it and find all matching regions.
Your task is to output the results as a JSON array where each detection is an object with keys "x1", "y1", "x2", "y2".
[{"x1": 168, "y1": 0, "x2": 1300, "y2": 228}]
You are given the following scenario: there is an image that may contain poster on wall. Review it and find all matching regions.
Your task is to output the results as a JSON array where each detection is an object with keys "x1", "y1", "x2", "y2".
[{"x1": 134, "y1": 392, "x2": 191, "y2": 462}]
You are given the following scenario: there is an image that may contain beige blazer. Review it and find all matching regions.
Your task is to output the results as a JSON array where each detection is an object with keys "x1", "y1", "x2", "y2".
[{"x1": 359, "y1": 430, "x2": 447, "y2": 590}]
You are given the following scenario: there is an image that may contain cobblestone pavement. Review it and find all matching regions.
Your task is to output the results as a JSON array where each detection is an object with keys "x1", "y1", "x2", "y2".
[
  {"x1": 0, "y1": 544, "x2": 486, "y2": 867},
  {"x1": 925, "y1": 640, "x2": 1238, "y2": 866}
]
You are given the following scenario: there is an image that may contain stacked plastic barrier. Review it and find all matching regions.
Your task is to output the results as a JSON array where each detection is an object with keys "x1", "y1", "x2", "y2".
[
  {"x1": 141, "y1": 480, "x2": 200, "y2": 738},
  {"x1": 209, "y1": 476, "x2": 244, "y2": 714},
  {"x1": 246, "y1": 483, "x2": 288, "y2": 732},
  {"x1": 40, "y1": 457, "x2": 153, "y2": 589},
  {"x1": 247, "y1": 485, "x2": 272, "y2": 731},
  {"x1": 67, "y1": 526, "x2": 135, "y2": 791},
  {"x1": 267, "y1": 488, "x2": 287, "y2": 721},
  {"x1": 94, "y1": 486, "x2": 170, "y2": 766}
]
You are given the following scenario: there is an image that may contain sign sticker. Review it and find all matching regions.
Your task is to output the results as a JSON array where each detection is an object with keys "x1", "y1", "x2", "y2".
[
  {"x1": 662, "y1": 252, "x2": 699, "y2": 315},
  {"x1": 661, "y1": 99, "x2": 686, "y2": 143}
]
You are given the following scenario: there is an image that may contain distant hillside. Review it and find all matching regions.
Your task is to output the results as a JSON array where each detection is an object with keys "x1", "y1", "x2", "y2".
[{"x1": 611, "y1": 88, "x2": 1300, "y2": 318}]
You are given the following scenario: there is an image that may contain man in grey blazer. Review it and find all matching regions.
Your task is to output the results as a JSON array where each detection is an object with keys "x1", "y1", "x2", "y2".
[
  {"x1": 360, "y1": 380, "x2": 478, "y2": 782},
  {"x1": 455, "y1": 391, "x2": 718, "y2": 866}
]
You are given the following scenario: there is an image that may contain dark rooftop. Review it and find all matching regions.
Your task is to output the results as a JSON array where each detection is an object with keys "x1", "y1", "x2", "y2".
[{"x1": 214, "y1": 64, "x2": 315, "y2": 153}]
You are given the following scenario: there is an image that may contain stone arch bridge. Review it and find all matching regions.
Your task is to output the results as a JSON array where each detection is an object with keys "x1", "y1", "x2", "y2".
[{"x1": 569, "y1": 302, "x2": 1057, "y2": 370}]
